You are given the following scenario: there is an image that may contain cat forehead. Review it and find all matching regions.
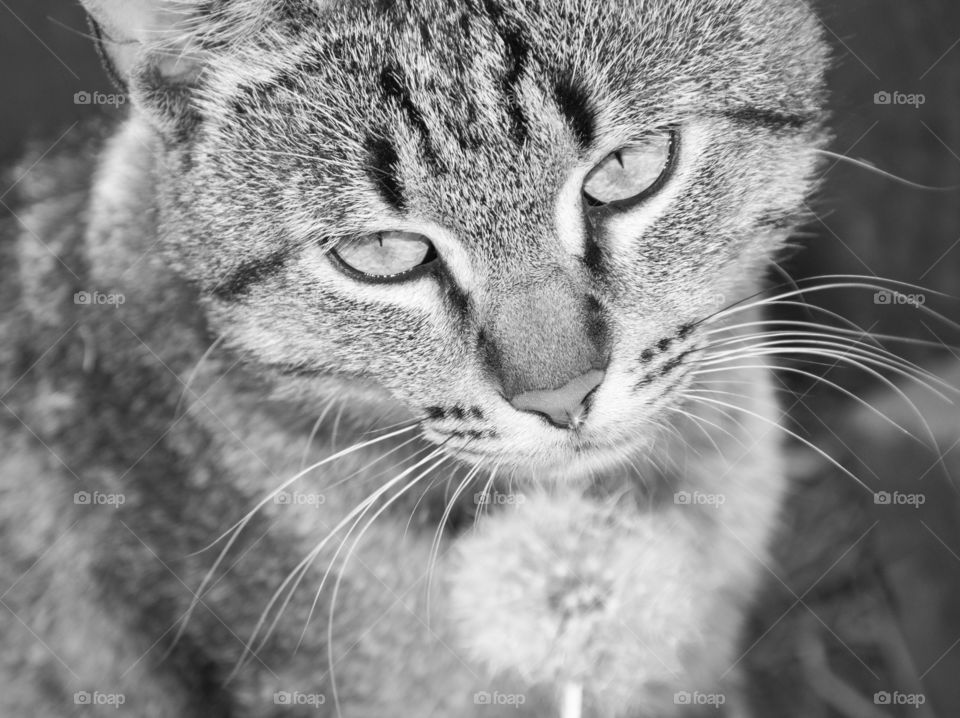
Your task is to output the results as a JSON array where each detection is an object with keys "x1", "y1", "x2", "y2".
[
  {"x1": 209, "y1": 0, "x2": 821, "y2": 127},
  {"x1": 190, "y1": 0, "x2": 824, "y2": 237},
  {"x1": 304, "y1": 0, "x2": 744, "y2": 79}
]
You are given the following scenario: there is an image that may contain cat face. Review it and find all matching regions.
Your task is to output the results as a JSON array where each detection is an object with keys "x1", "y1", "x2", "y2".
[{"x1": 119, "y1": 0, "x2": 828, "y2": 479}]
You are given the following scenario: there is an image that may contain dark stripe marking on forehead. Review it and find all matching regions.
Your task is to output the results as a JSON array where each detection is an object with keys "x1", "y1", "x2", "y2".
[{"x1": 381, "y1": 64, "x2": 445, "y2": 171}]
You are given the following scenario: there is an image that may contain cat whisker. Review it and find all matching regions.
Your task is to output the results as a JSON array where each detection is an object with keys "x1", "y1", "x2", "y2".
[
  {"x1": 691, "y1": 363, "x2": 923, "y2": 443},
  {"x1": 329, "y1": 400, "x2": 348, "y2": 453},
  {"x1": 693, "y1": 348, "x2": 950, "y2": 473},
  {"x1": 174, "y1": 334, "x2": 227, "y2": 418},
  {"x1": 701, "y1": 332, "x2": 955, "y2": 395},
  {"x1": 198, "y1": 423, "x2": 420, "y2": 555},
  {"x1": 663, "y1": 403, "x2": 746, "y2": 452},
  {"x1": 702, "y1": 317, "x2": 957, "y2": 352},
  {"x1": 323, "y1": 434, "x2": 426, "y2": 494},
  {"x1": 426, "y1": 462, "x2": 484, "y2": 619},
  {"x1": 361, "y1": 414, "x2": 426, "y2": 436},
  {"x1": 700, "y1": 341, "x2": 955, "y2": 401},
  {"x1": 677, "y1": 391, "x2": 872, "y2": 491},
  {"x1": 812, "y1": 148, "x2": 960, "y2": 191},
  {"x1": 324, "y1": 455, "x2": 451, "y2": 718},
  {"x1": 299, "y1": 396, "x2": 341, "y2": 471},
  {"x1": 402, "y1": 470, "x2": 451, "y2": 540},
  {"x1": 180, "y1": 424, "x2": 419, "y2": 654},
  {"x1": 697, "y1": 275, "x2": 958, "y2": 332},
  {"x1": 472, "y1": 463, "x2": 502, "y2": 532},
  {"x1": 236, "y1": 445, "x2": 443, "y2": 675}
]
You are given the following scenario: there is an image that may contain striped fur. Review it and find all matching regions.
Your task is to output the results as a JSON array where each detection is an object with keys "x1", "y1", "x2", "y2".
[{"x1": 2, "y1": 1, "x2": 830, "y2": 716}]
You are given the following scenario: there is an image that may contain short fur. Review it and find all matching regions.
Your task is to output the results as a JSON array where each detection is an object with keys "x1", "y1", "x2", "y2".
[{"x1": 1, "y1": 1, "x2": 829, "y2": 716}]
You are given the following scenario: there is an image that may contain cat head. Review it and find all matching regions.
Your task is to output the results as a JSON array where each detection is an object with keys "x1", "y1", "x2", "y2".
[{"x1": 84, "y1": 0, "x2": 829, "y2": 479}]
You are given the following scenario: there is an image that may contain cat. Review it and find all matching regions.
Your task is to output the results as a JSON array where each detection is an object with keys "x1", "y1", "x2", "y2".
[{"x1": 0, "y1": 0, "x2": 839, "y2": 716}]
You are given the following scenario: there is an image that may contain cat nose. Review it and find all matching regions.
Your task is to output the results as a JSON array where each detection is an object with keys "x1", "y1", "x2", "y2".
[{"x1": 508, "y1": 369, "x2": 605, "y2": 428}]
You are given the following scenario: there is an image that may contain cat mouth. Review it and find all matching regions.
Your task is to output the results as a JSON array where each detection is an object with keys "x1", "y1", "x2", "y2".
[
  {"x1": 421, "y1": 362, "x2": 697, "y2": 480},
  {"x1": 437, "y1": 431, "x2": 648, "y2": 482}
]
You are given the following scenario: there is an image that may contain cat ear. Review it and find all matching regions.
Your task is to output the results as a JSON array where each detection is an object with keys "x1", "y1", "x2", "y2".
[
  {"x1": 80, "y1": 0, "x2": 219, "y2": 135},
  {"x1": 82, "y1": 1, "x2": 205, "y2": 83}
]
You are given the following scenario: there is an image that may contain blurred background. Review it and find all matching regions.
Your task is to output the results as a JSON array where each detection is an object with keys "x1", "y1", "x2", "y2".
[{"x1": 2, "y1": 1, "x2": 959, "y2": 716}]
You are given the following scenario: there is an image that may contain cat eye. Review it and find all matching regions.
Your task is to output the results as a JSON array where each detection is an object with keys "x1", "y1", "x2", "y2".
[
  {"x1": 582, "y1": 131, "x2": 676, "y2": 208},
  {"x1": 331, "y1": 231, "x2": 438, "y2": 281}
]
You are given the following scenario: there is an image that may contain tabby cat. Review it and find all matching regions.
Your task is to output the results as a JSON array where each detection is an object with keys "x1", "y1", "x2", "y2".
[{"x1": 1, "y1": 0, "x2": 834, "y2": 716}]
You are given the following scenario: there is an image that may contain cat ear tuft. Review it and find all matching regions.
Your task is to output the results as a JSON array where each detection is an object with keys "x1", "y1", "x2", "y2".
[
  {"x1": 80, "y1": 0, "x2": 235, "y2": 136},
  {"x1": 82, "y1": 1, "x2": 208, "y2": 85}
]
